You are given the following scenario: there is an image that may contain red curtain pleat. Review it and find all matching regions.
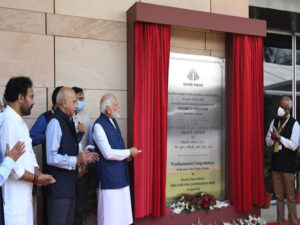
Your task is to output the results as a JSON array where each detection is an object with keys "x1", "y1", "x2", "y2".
[
  {"x1": 231, "y1": 34, "x2": 265, "y2": 211},
  {"x1": 133, "y1": 22, "x2": 170, "y2": 218}
]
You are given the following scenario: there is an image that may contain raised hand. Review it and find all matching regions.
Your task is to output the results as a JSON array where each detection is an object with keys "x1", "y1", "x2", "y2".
[
  {"x1": 5, "y1": 142, "x2": 25, "y2": 161},
  {"x1": 77, "y1": 122, "x2": 86, "y2": 133}
]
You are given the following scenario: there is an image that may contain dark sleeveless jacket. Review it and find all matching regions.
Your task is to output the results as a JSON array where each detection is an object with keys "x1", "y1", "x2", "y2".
[
  {"x1": 41, "y1": 107, "x2": 55, "y2": 174},
  {"x1": 47, "y1": 108, "x2": 79, "y2": 198},
  {"x1": 271, "y1": 116, "x2": 297, "y2": 173},
  {"x1": 94, "y1": 113, "x2": 129, "y2": 189}
]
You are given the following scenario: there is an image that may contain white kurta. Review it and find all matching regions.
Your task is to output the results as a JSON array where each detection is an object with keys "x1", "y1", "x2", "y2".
[
  {"x1": 93, "y1": 120, "x2": 133, "y2": 225},
  {"x1": 0, "y1": 106, "x2": 38, "y2": 225}
]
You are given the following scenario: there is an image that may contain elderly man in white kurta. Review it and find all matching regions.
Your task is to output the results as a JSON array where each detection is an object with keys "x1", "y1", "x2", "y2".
[
  {"x1": 93, "y1": 94, "x2": 140, "y2": 225},
  {"x1": 0, "y1": 76, "x2": 55, "y2": 225}
]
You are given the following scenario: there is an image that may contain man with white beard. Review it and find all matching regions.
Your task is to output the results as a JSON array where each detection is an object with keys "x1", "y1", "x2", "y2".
[{"x1": 93, "y1": 94, "x2": 141, "y2": 225}]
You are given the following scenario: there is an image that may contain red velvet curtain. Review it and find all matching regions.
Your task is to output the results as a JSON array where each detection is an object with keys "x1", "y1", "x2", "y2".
[
  {"x1": 133, "y1": 22, "x2": 170, "y2": 218},
  {"x1": 231, "y1": 34, "x2": 265, "y2": 211}
]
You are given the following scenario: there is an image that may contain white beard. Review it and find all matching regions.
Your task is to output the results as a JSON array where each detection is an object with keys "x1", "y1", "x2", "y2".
[{"x1": 111, "y1": 110, "x2": 120, "y2": 119}]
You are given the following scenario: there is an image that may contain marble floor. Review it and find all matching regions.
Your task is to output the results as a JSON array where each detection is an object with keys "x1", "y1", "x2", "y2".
[{"x1": 261, "y1": 201, "x2": 300, "y2": 223}]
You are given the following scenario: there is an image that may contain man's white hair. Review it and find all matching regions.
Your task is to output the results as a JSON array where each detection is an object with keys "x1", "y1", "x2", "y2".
[
  {"x1": 281, "y1": 96, "x2": 293, "y2": 109},
  {"x1": 56, "y1": 87, "x2": 73, "y2": 104},
  {"x1": 56, "y1": 90, "x2": 64, "y2": 104},
  {"x1": 100, "y1": 94, "x2": 115, "y2": 114}
]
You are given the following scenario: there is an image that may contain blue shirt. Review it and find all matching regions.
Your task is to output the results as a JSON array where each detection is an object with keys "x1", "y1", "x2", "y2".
[
  {"x1": 30, "y1": 111, "x2": 85, "y2": 146},
  {"x1": 30, "y1": 114, "x2": 47, "y2": 146},
  {"x1": 46, "y1": 118, "x2": 77, "y2": 170},
  {"x1": 0, "y1": 157, "x2": 14, "y2": 186}
]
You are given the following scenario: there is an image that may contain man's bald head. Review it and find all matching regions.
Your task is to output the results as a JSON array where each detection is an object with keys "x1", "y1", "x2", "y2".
[
  {"x1": 56, "y1": 87, "x2": 77, "y2": 116},
  {"x1": 279, "y1": 96, "x2": 292, "y2": 118}
]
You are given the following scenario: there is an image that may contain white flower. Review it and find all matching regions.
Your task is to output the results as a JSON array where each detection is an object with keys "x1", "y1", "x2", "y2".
[
  {"x1": 173, "y1": 207, "x2": 183, "y2": 214},
  {"x1": 214, "y1": 200, "x2": 229, "y2": 209}
]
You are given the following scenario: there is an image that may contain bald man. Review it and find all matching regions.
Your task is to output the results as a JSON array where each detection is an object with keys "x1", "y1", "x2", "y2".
[{"x1": 45, "y1": 87, "x2": 98, "y2": 225}]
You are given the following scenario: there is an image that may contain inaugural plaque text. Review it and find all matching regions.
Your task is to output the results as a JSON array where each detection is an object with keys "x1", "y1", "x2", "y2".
[{"x1": 166, "y1": 53, "x2": 225, "y2": 204}]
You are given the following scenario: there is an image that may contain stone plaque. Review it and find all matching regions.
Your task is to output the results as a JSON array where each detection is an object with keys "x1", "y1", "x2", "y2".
[{"x1": 166, "y1": 53, "x2": 225, "y2": 204}]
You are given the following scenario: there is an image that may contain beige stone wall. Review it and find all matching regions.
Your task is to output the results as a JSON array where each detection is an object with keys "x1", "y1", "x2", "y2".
[{"x1": 0, "y1": 0, "x2": 248, "y2": 224}]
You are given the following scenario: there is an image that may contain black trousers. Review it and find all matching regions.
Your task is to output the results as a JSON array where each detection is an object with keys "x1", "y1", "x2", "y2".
[
  {"x1": 74, "y1": 174, "x2": 89, "y2": 225},
  {"x1": 0, "y1": 187, "x2": 4, "y2": 225},
  {"x1": 48, "y1": 197, "x2": 75, "y2": 225}
]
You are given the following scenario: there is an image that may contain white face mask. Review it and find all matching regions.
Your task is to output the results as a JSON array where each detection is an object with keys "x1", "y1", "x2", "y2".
[{"x1": 277, "y1": 106, "x2": 285, "y2": 117}]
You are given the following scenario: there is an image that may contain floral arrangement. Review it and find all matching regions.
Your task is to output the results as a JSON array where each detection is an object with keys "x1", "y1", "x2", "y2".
[
  {"x1": 168, "y1": 193, "x2": 230, "y2": 214},
  {"x1": 222, "y1": 215, "x2": 266, "y2": 225},
  {"x1": 189, "y1": 215, "x2": 266, "y2": 225}
]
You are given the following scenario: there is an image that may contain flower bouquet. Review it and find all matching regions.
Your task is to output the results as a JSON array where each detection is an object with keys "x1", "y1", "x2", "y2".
[
  {"x1": 222, "y1": 215, "x2": 266, "y2": 225},
  {"x1": 168, "y1": 193, "x2": 230, "y2": 214}
]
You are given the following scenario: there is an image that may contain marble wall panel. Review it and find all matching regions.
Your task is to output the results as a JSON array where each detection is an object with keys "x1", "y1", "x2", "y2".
[
  {"x1": 205, "y1": 32, "x2": 225, "y2": 51},
  {"x1": 47, "y1": 87, "x2": 54, "y2": 110},
  {"x1": 0, "y1": 31, "x2": 54, "y2": 87},
  {"x1": 55, "y1": 36, "x2": 126, "y2": 90},
  {"x1": 141, "y1": 0, "x2": 210, "y2": 12},
  {"x1": 211, "y1": 0, "x2": 248, "y2": 17},
  {"x1": 0, "y1": 0, "x2": 53, "y2": 13},
  {"x1": 211, "y1": 51, "x2": 225, "y2": 58},
  {"x1": 170, "y1": 47, "x2": 210, "y2": 56},
  {"x1": 0, "y1": 8, "x2": 45, "y2": 34},
  {"x1": 55, "y1": 0, "x2": 136, "y2": 22},
  {"x1": 47, "y1": 14, "x2": 126, "y2": 42},
  {"x1": 83, "y1": 89, "x2": 127, "y2": 119},
  {"x1": 171, "y1": 28, "x2": 205, "y2": 50}
]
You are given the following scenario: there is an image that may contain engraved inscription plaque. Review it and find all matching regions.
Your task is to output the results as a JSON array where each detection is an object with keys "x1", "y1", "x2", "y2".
[{"x1": 166, "y1": 53, "x2": 225, "y2": 203}]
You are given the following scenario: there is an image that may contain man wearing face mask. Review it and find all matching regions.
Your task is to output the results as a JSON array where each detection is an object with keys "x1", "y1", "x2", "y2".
[
  {"x1": 265, "y1": 96, "x2": 300, "y2": 225},
  {"x1": 71, "y1": 87, "x2": 93, "y2": 225}
]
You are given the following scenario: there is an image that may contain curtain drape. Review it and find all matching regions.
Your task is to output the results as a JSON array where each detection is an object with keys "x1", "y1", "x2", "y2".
[
  {"x1": 231, "y1": 34, "x2": 265, "y2": 211},
  {"x1": 133, "y1": 22, "x2": 171, "y2": 218}
]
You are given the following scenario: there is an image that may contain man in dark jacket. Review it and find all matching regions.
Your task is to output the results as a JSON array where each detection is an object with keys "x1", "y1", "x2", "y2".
[
  {"x1": 265, "y1": 96, "x2": 300, "y2": 225},
  {"x1": 93, "y1": 93, "x2": 140, "y2": 225},
  {"x1": 45, "y1": 87, "x2": 98, "y2": 225}
]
